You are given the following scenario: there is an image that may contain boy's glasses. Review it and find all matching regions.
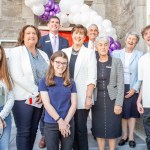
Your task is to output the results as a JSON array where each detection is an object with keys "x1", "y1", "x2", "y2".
[{"x1": 54, "y1": 61, "x2": 67, "y2": 66}]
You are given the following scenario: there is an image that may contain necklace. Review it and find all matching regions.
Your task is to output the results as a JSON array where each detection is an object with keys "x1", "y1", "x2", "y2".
[{"x1": 72, "y1": 48, "x2": 79, "y2": 55}]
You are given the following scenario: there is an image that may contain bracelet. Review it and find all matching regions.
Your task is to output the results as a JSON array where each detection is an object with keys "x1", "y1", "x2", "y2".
[
  {"x1": 86, "y1": 95, "x2": 92, "y2": 99},
  {"x1": 56, "y1": 116, "x2": 61, "y2": 122}
]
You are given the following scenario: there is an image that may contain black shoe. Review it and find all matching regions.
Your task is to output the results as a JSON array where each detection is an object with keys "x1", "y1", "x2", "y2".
[
  {"x1": 118, "y1": 138, "x2": 128, "y2": 146},
  {"x1": 129, "y1": 140, "x2": 136, "y2": 148}
]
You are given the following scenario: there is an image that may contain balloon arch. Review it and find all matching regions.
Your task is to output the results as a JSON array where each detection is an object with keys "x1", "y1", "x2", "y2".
[{"x1": 25, "y1": 0, "x2": 121, "y2": 52}]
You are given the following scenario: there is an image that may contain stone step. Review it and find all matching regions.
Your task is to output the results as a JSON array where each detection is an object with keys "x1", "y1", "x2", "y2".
[
  {"x1": 9, "y1": 126, "x2": 147, "y2": 150},
  {"x1": 9, "y1": 118, "x2": 147, "y2": 150},
  {"x1": 88, "y1": 132, "x2": 147, "y2": 150}
]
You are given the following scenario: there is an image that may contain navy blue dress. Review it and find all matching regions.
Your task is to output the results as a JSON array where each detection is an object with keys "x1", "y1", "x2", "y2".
[{"x1": 92, "y1": 58, "x2": 122, "y2": 138}]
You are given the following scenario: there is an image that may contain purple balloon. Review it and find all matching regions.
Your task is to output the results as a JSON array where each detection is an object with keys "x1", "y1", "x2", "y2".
[
  {"x1": 46, "y1": 0, "x2": 54, "y2": 7},
  {"x1": 43, "y1": 11, "x2": 50, "y2": 17},
  {"x1": 53, "y1": 4, "x2": 60, "y2": 14},
  {"x1": 109, "y1": 48, "x2": 113, "y2": 55},
  {"x1": 38, "y1": 14, "x2": 43, "y2": 18},
  {"x1": 108, "y1": 36, "x2": 114, "y2": 45},
  {"x1": 43, "y1": 15, "x2": 48, "y2": 19},
  {"x1": 49, "y1": 10, "x2": 56, "y2": 17},
  {"x1": 110, "y1": 43, "x2": 118, "y2": 51},
  {"x1": 50, "y1": 3, "x2": 55, "y2": 10},
  {"x1": 114, "y1": 41, "x2": 121, "y2": 49},
  {"x1": 45, "y1": 6, "x2": 50, "y2": 12}
]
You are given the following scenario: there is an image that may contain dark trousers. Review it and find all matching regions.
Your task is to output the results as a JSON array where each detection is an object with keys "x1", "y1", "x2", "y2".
[
  {"x1": 143, "y1": 108, "x2": 150, "y2": 150},
  {"x1": 40, "y1": 109, "x2": 45, "y2": 136},
  {"x1": 44, "y1": 120, "x2": 74, "y2": 150},
  {"x1": 73, "y1": 109, "x2": 89, "y2": 150},
  {"x1": 12, "y1": 100, "x2": 43, "y2": 150}
]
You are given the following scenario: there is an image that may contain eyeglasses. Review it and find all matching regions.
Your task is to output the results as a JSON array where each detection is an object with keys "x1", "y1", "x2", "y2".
[{"x1": 54, "y1": 61, "x2": 67, "y2": 66}]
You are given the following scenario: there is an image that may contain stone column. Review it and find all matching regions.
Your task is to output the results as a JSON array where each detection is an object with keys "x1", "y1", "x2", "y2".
[
  {"x1": 0, "y1": 0, "x2": 2, "y2": 18},
  {"x1": 135, "y1": 0, "x2": 147, "y2": 52}
]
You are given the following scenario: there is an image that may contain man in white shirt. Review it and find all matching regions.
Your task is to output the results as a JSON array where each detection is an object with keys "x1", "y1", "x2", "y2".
[
  {"x1": 84, "y1": 24, "x2": 99, "y2": 50},
  {"x1": 137, "y1": 25, "x2": 150, "y2": 150}
]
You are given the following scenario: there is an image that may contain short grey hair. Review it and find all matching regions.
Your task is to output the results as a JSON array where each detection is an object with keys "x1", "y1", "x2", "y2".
[
  {"x1": 88, "y1": 24, "x2": 99, "y2": 31},
  {"x1": 125, "y1": 31, "x2": 140, "y2": 44},
  {"x1": 95, "y1": 36, "x2": 110, "y2": 47}
]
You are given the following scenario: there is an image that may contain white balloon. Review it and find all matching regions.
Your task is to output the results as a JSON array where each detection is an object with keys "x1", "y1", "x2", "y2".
[
  {"x1": 111, "y1": 34, "x2": 117, "y2": 41},
  {"x1": 73, "y1": 13, "x2": 81, "y2": 25},
  {"x1": 56, "y1": 13, "x2": 61, "y2": 18},
  {"x1": 106, "y1": 27, "x2": 116, "y2": 35},
  {"x1": 90, "y1": 10, "x2": 98, "y2": 17},
  {"x1": 80, "y1": 4, "x2": 90, "y2": 13},
  {"x1": 86, "y1": 23, "x2": 92, "y2": 29},
  {"x1": 67, "y1": 0, "x2": 84, "y2": 6},
  {"x1": 59, "y1": 1, "x2": 71, "y2": 14},
  {"x1": 32, "y1": 4, "x2": 45, "y2": 16},
  {"x1": 59, "y1": 0, "x2": 84, "y2": 14},
  {"x1": 60, "y1": 13, "x2": 68, "y2": 24},
  {"x1": 68, "y1": 14, "x2": 75, "y2": 24},
  {"x1": 40, "y1": 0, "x2": 48, "y2": 5},
  {"x1": 30, "y1": 0, "x2": 37, "y2": 5},
  {"x1": 98, "y1": 25, "x2": 106, "y2": 36},
  {"x1": 102, "y1": 19, "x2": 112, "y2": 28},
  {"x1": 80, "y1": 12, "x2": 90, "y2": 26},
  {"x1": 71, "y1": 4, "x2": 81, "y2": 14},
  {"x1": 88, "y1": 10, "x2": 98, "y2": 23},
  {"x1": 74, "y1": 0, "x2": 84, "y2": 5},
  {"x1": 25, "y1": 0, "x2": 33, "y2": 8},
  {"x1": 93, "y1": 15, "x2": 103, "y2": 26}
]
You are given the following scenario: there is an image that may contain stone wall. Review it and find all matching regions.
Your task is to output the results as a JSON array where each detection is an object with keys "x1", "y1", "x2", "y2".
[{"x1": 0, "y1": 0, "x2": 34, "y2": 47}]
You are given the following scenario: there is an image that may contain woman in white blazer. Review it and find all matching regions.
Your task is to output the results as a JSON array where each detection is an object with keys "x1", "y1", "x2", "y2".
[
  {"x1": 62, "y1": 24, "x2": 97, "y2": 150},
  {"x1": 8, "y1": 25, "x2": 49, "y2": 150}
]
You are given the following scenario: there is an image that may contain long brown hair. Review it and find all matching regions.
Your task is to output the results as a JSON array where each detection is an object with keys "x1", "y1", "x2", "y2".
[
  {"x1": 0, "y1": 45, "x2": 12, "y2": 90},
  {"x1": 46, "y1": 51, "x2": 71, "y2": 86},
  {"x1": 17, "y1": 25, "x2": 41, "y2": 48}
]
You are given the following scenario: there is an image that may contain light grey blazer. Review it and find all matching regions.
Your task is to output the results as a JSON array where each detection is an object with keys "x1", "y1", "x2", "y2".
[
  {"x1": 112, "y1": 48, "x2": 143, "y2": 92},
  {"x1": 107, "y1": 57, "x2": 124, "y2": 106}
]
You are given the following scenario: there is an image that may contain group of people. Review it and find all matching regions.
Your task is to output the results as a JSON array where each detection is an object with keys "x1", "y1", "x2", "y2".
[{"x1": 0, "y1": 15, "x2": 150, "y2": 150}]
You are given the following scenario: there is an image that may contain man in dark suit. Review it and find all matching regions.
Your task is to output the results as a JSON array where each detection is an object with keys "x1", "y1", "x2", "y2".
[
  {"x1": 84, "y1": 24, "x2": 99, "y2": 50},
  {"x1": 38, "y1": 16, "x2": 69, "y2": 148},
  {"x1": 39, "y1": 16, "x2": 69, "y2": 58}
]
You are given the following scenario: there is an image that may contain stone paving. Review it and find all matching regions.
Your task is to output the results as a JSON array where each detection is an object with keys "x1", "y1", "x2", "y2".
[{"x1": 9, "y1": 119, "x2": 147, "y2": 150}]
